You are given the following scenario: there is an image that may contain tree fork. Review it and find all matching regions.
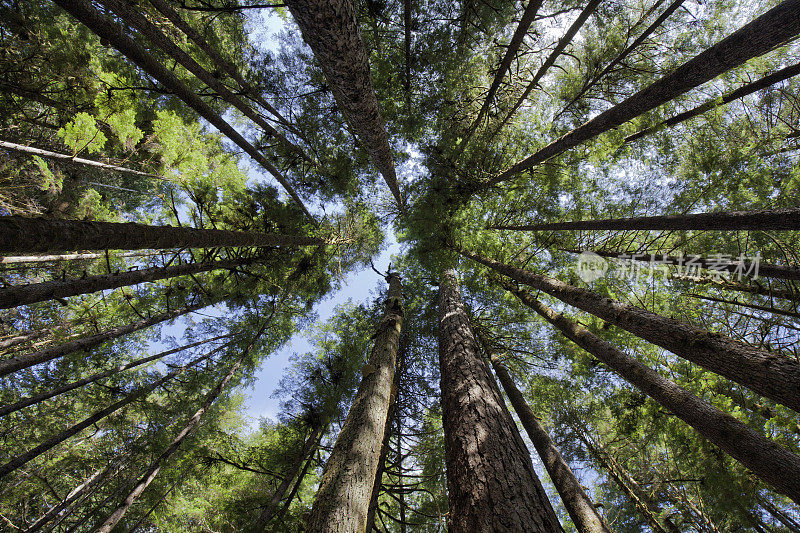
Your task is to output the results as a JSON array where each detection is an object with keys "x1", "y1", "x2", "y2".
[{"x1": 461, "y1": 249, "x2": 800, "y2": 412}]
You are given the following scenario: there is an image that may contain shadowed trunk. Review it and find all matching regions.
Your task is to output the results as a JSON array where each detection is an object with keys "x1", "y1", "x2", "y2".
[
  {"x1": 437, "y1": 268, "x2": 562, "y2": 532},
  {"x1": 489, "y1": 206, "x2": 800, "y2": 231},
  {"x1": 53, "y1": 0, "x2": 316, "y2": 222},
  {"x1": 0, "y1": 257, "x2": 258, "y2": 309},
  {"x1": 306, "y1": 273, "x2": 404, "y2": 531},
  {"x1": 0, "y1": 217, "x2": 322, "y2": 253},
  {"x1": 505, "y1": 281, "x2": 800, "y2": 504},
  {"x1": 490, "y1": 0, "x2": 800, "y2": 184},
  {"x1": 0, "y1": 302, "x2": 206, "y2": 377},
  {"x1": 285, "y1": 0, "x2": 403, "y2": 208},
  {"x1": 461, "y1": 250, "x2": 800, "y2": 412}
]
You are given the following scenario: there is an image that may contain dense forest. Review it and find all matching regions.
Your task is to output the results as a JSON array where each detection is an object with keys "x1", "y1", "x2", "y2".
[{"x1": 1, "y1": 0, "x2": 800, "y2": 530}]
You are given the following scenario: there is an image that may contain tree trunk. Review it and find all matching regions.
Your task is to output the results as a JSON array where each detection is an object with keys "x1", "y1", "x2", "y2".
[
  {"x1": 0, "y1": 257, "x2": 257, "y2": 309},
  {"x1": 403, "y1": 0, "x2": 412, "y2": 95},
  {"x1": 462, "y1": 250, "x2": 800, "y2": 412},
  {"x1": 305, "y1": 272, "x2": 403, "y2": 532},
  {"x1": 493, "y1": 0, "x2": 602, "y2": 136},
  {"x1": 0, "y1": 348, "x2": 216, "y2": 480},
  {"x1": 0, "y1": 217, "x2": 322, "y2": 254},
  {"x1": 0, "y1": 250, "x2": 163, "y2": 265},
  {"x1": 99, "y1": 0, "x2": 312, "y2": 164},
  {"x1": 95, "y1": 323, "x2": 265, "y2": 533},
  {"x1": 476, "y1": 328, "x2": 610, "y2": 533},
  {"x1": 560, "y1": 248, "x2": 800, "y2": 281},
  {"x1": 490, "y1": 0, "x2": 800, "y2": 184},
  {"x1": 0, "y1": 139, "x2": 165, "y2": 180},
  {"x1": 0, "y1": 334, "x2": 229, "y2": 418},
  {"x1": 437, "y1": 268, "x2": 562, "y2": 532},
  {"x1": 284, "y1": 0, "x2": 403, "y2": 209},
  {"x1": 689, "y1": 293, "x2": 800, "y2": 323},
  {"x1": 626, "y1": 60, "x2": 800, "y2": 143},
  {"x1": 504, "y1": 281, "x2": 800, "y2": 504},
  {"x1": 52, "y1": 0, "x2": 315, "y2": 222},
  {"x1": 0, "y1": 328, "x2": 47, "y2": 350},
  {"x1": 273, "y1": 433, "x2": 322, "y2": 526},
  {"x1": 489, "y1": 206, "x2": 800, "y2": 231}
]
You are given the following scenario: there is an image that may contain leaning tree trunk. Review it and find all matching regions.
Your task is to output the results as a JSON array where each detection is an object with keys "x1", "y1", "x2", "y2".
[
  {"x1": 305, "y1": 273, "x2": 404, "y2": 532},
  {"x1": 437, "y1": 268, "x2": 562, "y2": 532},
  {"x1": 504, "y1": 281, "x2": 800, "y2": 504},
  {"x1": 0, "y1": 250, "x2": 163, "y2": 265},
  {"x1": 474, "y1": 328, "x2": 610, "y2": 533},
  {"x1": 490, "y1": 0, "x2": 800, "y2": 184},
  {"x1": 462, "y1": 250, "x2": 800, "y2": 412},
  {"x1": 0, "y1": 335, "x2": 229, "y2": 418},
  {"x1": 52, "y1": 0, "x2": 315, "y2": 222},
  {"x1": 0, "y1": 217, "x2": 322, "y2": 254},
  {"x1": 273, "y1": 433, "x2": 323, "y2": 526},
  {"x1": 0, "y1": 257, "x2": 258, "y2": 309},
  {"x1": 489, "y1": 206, "x2": 800, "y2": 231},
  {"x1": 284, "y1": 0, "x2": 403, "y2": 208},
  {"x1": 96, "y1": 323, "x2": 268, "y2": 532},
  {"x1": 0, "y1": 302, "x2": 207, "y2": 377}
]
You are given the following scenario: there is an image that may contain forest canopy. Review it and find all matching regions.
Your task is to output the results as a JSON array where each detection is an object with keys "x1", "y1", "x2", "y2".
[{"x1": 1, "y1": 0, "x2": 800, "y2": 531}]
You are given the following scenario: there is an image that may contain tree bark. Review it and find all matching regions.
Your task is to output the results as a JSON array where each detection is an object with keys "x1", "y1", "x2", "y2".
[
  {"x1": 0, "y1": 257, "x2": 257, "y2": 309},
  {"x1": 0, "y1": 302, "x2": 206, "y2": 377},
  {"x1": 305, "y1": 272, "x2": 403, "y2": 532},
  {"x1": 272, "y1": 433, "x2": 322, "y2": 526},
  {"x1": 437, "y1": 268, "x2": 562, "y2": 532},
  {"x1": 52, "y1": 0, "x2": 316, "y2": 222},
  {"x1": 284, "y1": 0, "x2": 403, "y2": 209},
  {"x1": 0, "y1": 217, "x2": 322, "y2": 254},
  {"x1": 625, "y1": 61, "x2": 800, "y2": 143},
  {"x1": 490, "y1": 0, "x2": 800, "y2": 184},
  {"x1": 0, "y1": 348, "x2": 216, "y2": 480},
  {"x1": 0, "y1": 335, "x2": 229, "y2": 418},
  {"x1": 505, "y1": 281, "x2": 800, "y2": 505},
  {"x1": 0, "y1": 250, "x2": 163, "y2": 264},
  {"x1": 476, "y1": 329, "x2": 610, "y2": 533},
  {"x1": 489, "y1": 206, "x2": 800, "y2": 231},
  {"x1": 100, "y1": 0, "x2": 312, "y2": 164},
  {"x1": 461, "y1": 250, "x2": 800, "y2": 412}
]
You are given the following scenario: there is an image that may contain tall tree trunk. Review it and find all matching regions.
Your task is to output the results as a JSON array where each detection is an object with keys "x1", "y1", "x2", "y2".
[
  {"x1": 0, "y1": 348, "x2": 217, "y2": 479},
  {"x1": 560, "y1": 248, "x2": 800, "y2": 281},
  {"x1": 403, "y1": 0, "x2": 412, "y2": 95},
  {"x1": 437, "y1": 268, "x2": 562, "y2": 532},
  {"x1": 284, "y1": 0, "x2": 403, "y2": 209},
  {"x1": 489, "y1": 206, "x2": 800, "y2": 231},
  {"x1": 99, "y1": 0, "x2": 312, "y2": 164},
  {"x1": 490, "y1": 0, "x2": 800, "y2": 184},
  {"x1": 52, "y1": 0, "x2": 316, "y2": 222},
  {"x1": 145, "y1": 0, "x2": 300, "y2": 133},
  {"x1": 0, "y1": 139, "x2": 165, "y2": 180},
  {"x1": 0, "y1": 334, "x2": 229, "y2": 418},
  {"x1": 625, "y1": 61, "x2": 800, "y2": 143},
  {"x1": 95, "y1": 323, "x2": 267, "y2": 533},
  {"x1": 0, "y1": 250, "x2": 164, "y2": 265},
  {"x1": 273, "y1": 433, "x2": 323, "y2": 526},
  {"x1": 493, "y1": 0, "x2": 602, "y2": 136},
  {"x1": 689, "y1": 293, "x2": 800, "y2": 323},
  {"x1": 0, "y1": 257, "x2": 258, "y2": 309},
  {"x1": 504, "y1": 281, "x2": 800, "y2": 504},
  {"x1": 475, "y1": 328, "x2": 610, "y2": 533},
  {"x1": 305, "y1": 272, "x2": 404, "y2": 532},
  {"x1": 462, "y1": 250, "x2": 800, "y2": 412},
  {"x1": 0, "y1": 328, "x2": 47, "y2": 350},
  {"x1": 554, "y1": 0, "x2": 686, "y2": 121},
  {"x1": 0, "y1": 302, "x2": 207, "y2": 377},
  {"x1": 0, "y1": 217, "x2": 322, "y2": 254}
]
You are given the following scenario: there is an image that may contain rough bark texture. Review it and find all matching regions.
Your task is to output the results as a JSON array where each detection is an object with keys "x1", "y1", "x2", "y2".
[
  {"x1": 285, "y1": 0, "x2": 403, "y2": 209},
  {"x1": 491, "y1": 0, "x2": 800, "y2": 184},
  {"x1": 53, "y1": 0, "x2": 316, "y2": 222},
  {"x1": 0, "y1": 335, "x2": 228, "y2": 418},
  {"x1": 561, "y1": 248, "x2": 800, "y2": 281},
  {"x1": 484, "y1": 348, "x2": 609, "y2": 532},
  {"x1": 507, "y1": 283, "x2": 800, "y2": 505},
  {"x1": 625, "y1": 61, "x2": 800, "y2": 143},
  {"x1": 0, "y1": 250, "x2": 161, "y2": 264},
  {"x1": 0, "y1": 217, "x2": 322, "y2": 253},
  {"x1": 462, "y1": 250, "x2": 800, "y2": 412},
  {"x1": 306, "y1": 273, "x2": 403, "y2": 532},
  {"x1": 0, "y1": 257, "x2": 256, "y2": 309},
  {"x1": 490, "y1": 206, "x2": 800, "y2": 231},
  {"x1": 437, "y1": 269, "x2": 562, "y2": 532},
  {"x1": 0, "y1": 303, "x2": 205, "y2": 377}
]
